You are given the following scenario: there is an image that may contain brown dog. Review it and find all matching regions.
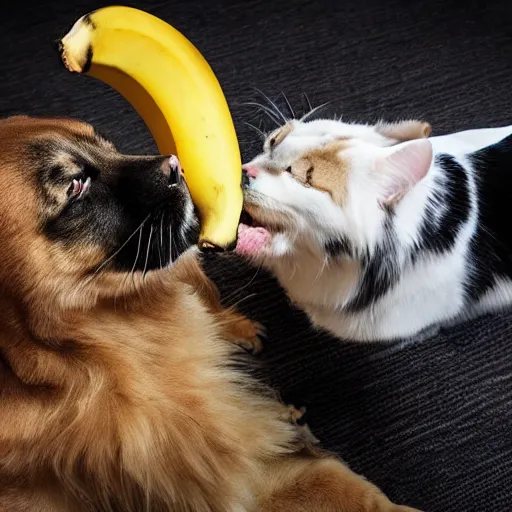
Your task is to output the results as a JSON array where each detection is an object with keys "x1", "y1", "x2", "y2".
[{"x1": 0, "y1": 115, "x2": 420, "y2": 511}]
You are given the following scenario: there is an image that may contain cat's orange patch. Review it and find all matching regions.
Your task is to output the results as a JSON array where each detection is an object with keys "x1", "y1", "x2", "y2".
[
  {"x1": 293, "y1": 140, "x2": 351, "y2": 205},
  {"x1": 267, "y1": 122, "x2": 293, "y2": 151}
]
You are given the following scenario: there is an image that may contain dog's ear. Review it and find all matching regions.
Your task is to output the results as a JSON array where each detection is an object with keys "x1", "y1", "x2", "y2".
[
  {"x1": 375, "y1": 119, "x2": 432, "y2": 142},
  {"x1": 374, "y1": 138, "x2": 433, "y2": 207}
]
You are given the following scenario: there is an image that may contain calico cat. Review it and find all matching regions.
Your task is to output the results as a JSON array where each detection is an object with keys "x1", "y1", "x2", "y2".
[{"x1": 237, "y1": 117, "x2": 512, "y2": 342}]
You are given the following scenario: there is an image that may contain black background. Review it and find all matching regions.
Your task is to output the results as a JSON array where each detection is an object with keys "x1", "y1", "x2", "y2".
[{"x1": 2, "y1": 1, "x2": 512, "y2": 510}]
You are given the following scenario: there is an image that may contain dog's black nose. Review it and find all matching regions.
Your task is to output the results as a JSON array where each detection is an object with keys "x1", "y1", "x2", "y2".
[
  {"x1": 163, "y1": 155, "x2": 182, "y2": 186},
  {"x1": 242, "y1": 169, "x2": 250, "y2": 189}
]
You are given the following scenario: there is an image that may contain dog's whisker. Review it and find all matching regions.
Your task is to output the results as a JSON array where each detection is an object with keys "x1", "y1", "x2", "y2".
[
  {"x1": 226, "y1": 292, "x2": 258, "y2": 310},
  {"x1": 159, "y1": 214, "x2": 165, "y2": 268},
  {"x1": 91, "y1": 214, "x2": 151, "y2": 276},
  {"x1": 143, "y1": 223, "x2": 154, "y2": 278},
  {"x1": 169, "y1": 223, "x2": 174, "y2": 265},
  {"x1": 130, "y1": 225, "x2": 144, "y2": 284},
  {"x1": 222, "y1": 264, "x2": 263, "y2": 307}
]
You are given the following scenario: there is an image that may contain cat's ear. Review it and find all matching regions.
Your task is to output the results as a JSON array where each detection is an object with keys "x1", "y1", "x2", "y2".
[
  {"x1": 375, "y1": 119, "x2": 432, "y2": 142},
  {"x1": 375, "y1": 138, "x2": 433, "y2": 207}
]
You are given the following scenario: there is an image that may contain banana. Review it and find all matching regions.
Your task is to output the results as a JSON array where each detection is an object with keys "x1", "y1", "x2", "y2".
[{"x1": 58, "y1": 6, "x2": 243, "y2": 250}]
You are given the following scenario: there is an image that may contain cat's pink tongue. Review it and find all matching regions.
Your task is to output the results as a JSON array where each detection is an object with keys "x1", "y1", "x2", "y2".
[{"x1": 236, "y1": 224, "x2": 271, "y2": 255}]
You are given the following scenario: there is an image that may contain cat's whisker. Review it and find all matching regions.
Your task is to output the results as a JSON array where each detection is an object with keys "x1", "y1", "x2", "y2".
[
  {"x1": 244, "y1": 122, "x2": 267, "y2": 140},
  {"x1": 300, "y1": 102, "x2": 331, "y2": 122},
  {"x1": 302, "y1": 92, "x2": 313, "y2": 113},
  {"x1": 280, "y1": 91, "x2": 296, "y2": 120},
  {"x1": 244, "y1": 102, "x2": 282, "y2": 126},
  {"x1": 254, "y1": 88, "x2": 288, "y2": 123}
]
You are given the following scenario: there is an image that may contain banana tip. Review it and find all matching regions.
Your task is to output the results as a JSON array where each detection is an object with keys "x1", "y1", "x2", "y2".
[
  {"x1": 59, "y1": 15, "x2": 95, "y2": 73},
  {"x1": 198, "y1": 239, "x2": 237, "y2": 253}
]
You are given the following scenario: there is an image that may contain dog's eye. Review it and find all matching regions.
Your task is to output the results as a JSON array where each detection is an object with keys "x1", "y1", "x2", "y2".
[
  {"x1": 285, "y1": 166, "x2": 292, "y2": 173},
  {"x1": 67, "y1": 176, "x2": 91, "y2": 201}
]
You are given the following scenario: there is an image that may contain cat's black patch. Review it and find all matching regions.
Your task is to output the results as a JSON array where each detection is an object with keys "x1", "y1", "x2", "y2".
[
  {"x1": 344, "y1": 134, "x2": 512, "y2": 315},
  {"x1": 465, "y1": 133, "x2": 512, "y2": 301},
  {"x1": 345, "y1": 214, "x2": 398, "y2": 312},
  {"x1": 415, "y1": 154, "x2": 471, "y2": 256},
  {"x1": 347, "y1": 154, "x2": 471, "y2": 313},
  {"x1": 324, "y1": 237, "x2": 352, "y2": 259}
]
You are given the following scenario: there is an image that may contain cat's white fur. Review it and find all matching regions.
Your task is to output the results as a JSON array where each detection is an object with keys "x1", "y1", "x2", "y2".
[{"x1": 241, "y1": 119, "x2": 512, "y2": 342}]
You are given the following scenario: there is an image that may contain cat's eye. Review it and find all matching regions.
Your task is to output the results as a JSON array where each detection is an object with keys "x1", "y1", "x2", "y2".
[
  {"x1": 67, "y1": 176, "x2": 91, "y2": 200},
  {"x1": 269, "y1": 137, "x2": 276, "y2": 148},
  {"x1": 285, "y1": 166, "x2": 292, "y2": 173}
]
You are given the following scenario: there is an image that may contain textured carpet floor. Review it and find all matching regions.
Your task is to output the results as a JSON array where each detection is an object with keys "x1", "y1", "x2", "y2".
[{"x1": 2, "y1": 1, "x2": 512, "y2": 510}]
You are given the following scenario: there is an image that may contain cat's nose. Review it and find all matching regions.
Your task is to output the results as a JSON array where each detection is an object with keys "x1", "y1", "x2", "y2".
[{"x1": 242, "y1": 164, "x2": 260, "y2": 179}]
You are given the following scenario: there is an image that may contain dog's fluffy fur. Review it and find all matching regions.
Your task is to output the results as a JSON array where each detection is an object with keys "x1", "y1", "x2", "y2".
[{"x1": 0, "y1": 116, "x2": 419, "y2": 511}]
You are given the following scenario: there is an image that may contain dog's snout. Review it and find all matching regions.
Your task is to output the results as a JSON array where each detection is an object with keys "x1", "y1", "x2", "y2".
[{"x1": 161, "y1": 155, "x2": 183, "y2": 186}]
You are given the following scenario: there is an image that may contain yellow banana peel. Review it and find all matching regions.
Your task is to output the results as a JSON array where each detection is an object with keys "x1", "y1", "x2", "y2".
[{"x1": 58, "y1": 6, "x2": 243, "y2": 250}]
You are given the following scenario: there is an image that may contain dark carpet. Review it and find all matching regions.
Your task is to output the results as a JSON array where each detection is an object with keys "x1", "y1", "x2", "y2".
[{"x1": 2, "y1": 1, "x2": 512, "y2": 510}]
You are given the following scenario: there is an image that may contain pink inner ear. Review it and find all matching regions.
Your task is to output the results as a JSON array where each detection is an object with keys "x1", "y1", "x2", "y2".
[{"x1": 379, "y1": 138, "x2": 433, "y2": 205}]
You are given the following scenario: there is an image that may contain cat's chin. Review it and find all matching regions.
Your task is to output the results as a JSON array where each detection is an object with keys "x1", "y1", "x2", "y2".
[{"x1": 236, "y1": 223, "x2": 271, "y2": 256}]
